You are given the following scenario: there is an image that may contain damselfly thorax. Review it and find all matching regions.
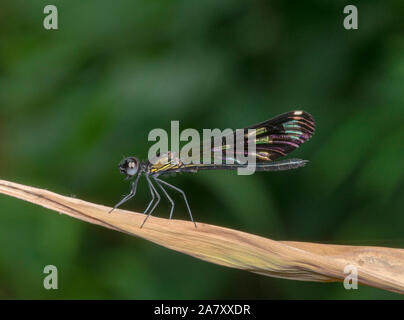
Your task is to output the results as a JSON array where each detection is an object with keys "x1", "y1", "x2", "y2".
[{"x1": 110, "y1": 110, "x2": 315, "y2": 228}]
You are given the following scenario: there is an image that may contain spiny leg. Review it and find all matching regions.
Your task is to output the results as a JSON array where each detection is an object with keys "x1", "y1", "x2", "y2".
[
  {"x1": 155, "y1": 177, "x2": 197, "y2": 228},
  {"x1": 146, "y1": 176, "x2": 161, "y2": 216},
  {"x1": 109, "y1": 173, "x2": 141, "y2": 213},
  {"x1": 153, "y1": 176, "x2": 174, "y2": 219},
  {"x1": 140, "y1": 175, "x2": 161, "y2": 228},
  {"x1": 143, "y1": 175, "x2": 156, "y2": 214}
]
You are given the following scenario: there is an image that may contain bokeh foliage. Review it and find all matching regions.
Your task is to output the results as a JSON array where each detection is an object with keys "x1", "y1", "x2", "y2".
[{"x1": 0, "y1": 0, "x2": 403, "y2": 299}]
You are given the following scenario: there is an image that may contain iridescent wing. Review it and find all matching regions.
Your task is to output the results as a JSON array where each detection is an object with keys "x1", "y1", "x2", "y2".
[
  {"x1": 247, "y1": 110, "x2": 315, "y2": 161},
  {"x1": 148, "y1": 110, "x2": 315, "y2": 175},
  {"x1": 210, "y1": 110, "x2": 315, "y2": 163}
]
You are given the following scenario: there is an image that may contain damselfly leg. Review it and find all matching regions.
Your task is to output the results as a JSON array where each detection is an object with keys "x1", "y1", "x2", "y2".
[
  {"x1": 143, "y1": 175, "x2": 156, "y2": 214},
  {"x1": 140, "y1": 175, "x2": 161, "y2": 228},
  {"x1": 154, "y1": 177, "x2": 197, "y2": 228},
  {"x1": 109, "y1": 173, "x2": 141, "y2": 213},
  {"x1": 154, "y1": 177, "x2": 175, "y2": 219}
]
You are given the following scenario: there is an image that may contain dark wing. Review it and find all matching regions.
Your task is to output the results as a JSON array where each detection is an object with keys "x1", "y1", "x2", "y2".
[
  {"x1": 246, "y1": 110, "x2": 315, "y2": 161},
  {"x1": 210, "y1": 110, "x2": 315, "y2": 162},
  {"x1": 149, "y1": 111, "x2": 315, "y2": 175}
]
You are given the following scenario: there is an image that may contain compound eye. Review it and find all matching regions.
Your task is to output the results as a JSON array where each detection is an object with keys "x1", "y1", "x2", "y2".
[{"x1": 125, "y1": 157, "x2": 139, "y2": 176}]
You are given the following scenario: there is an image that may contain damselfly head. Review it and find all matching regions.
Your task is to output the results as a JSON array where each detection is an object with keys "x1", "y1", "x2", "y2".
[{"x1": 118, "y1": 157, "x2": 139, "y2": 177}]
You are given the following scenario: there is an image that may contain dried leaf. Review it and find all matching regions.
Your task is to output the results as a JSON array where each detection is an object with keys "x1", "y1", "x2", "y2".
[{"x1": 1, "y1": 179, "x2": 403, "y2": 294}]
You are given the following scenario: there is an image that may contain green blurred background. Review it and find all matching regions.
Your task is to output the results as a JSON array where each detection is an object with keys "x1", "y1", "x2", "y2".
[{"x1": 0, "y1": 0, "x2": 403, "y2": 299}]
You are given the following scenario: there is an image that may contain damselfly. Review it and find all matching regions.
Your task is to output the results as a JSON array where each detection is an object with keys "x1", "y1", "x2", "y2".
[{"x1": 110, "y1": 110, "x2": 315, "y2": 227}]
